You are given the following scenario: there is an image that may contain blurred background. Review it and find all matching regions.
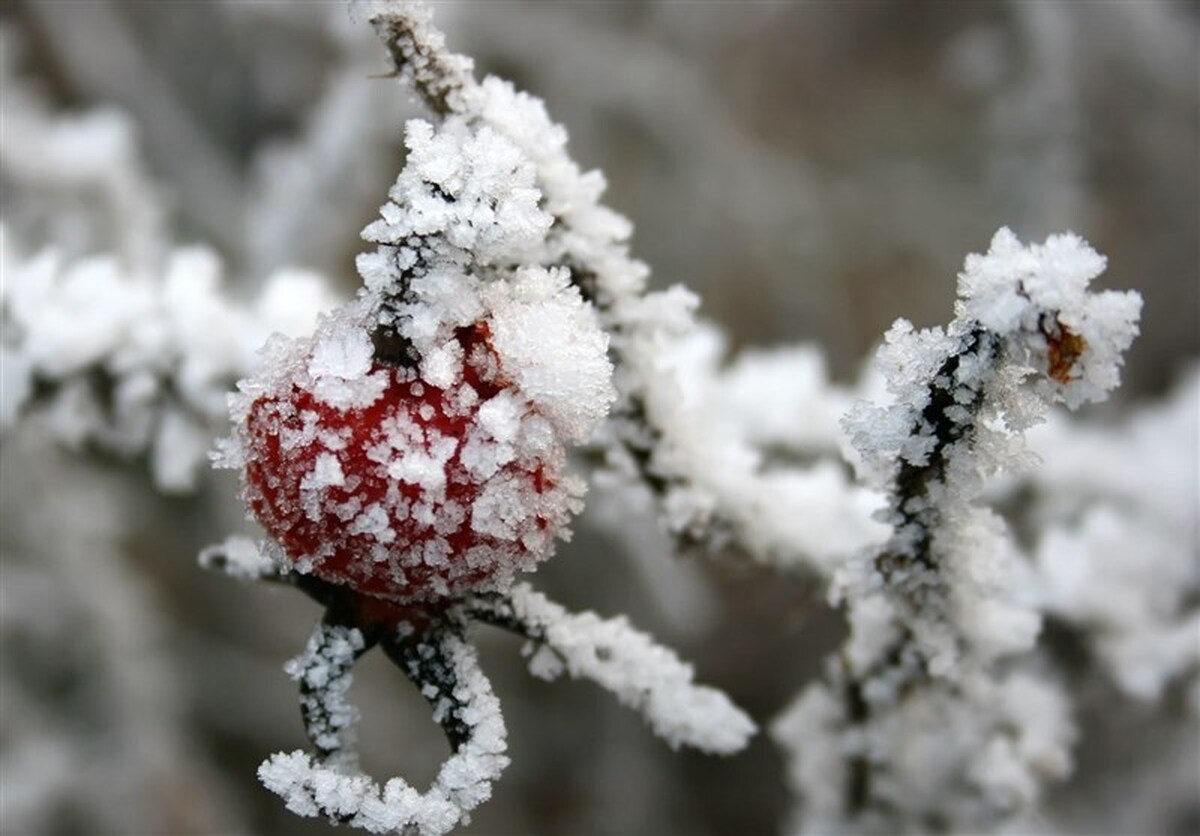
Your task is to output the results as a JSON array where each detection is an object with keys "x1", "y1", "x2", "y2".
[{"x1": 1, "y1": 2, "x2": 1196, "y2": 835}]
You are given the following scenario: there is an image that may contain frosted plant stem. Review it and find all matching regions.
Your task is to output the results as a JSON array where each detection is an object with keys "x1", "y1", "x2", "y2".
[
  {"x1": 380, "y1": 616, "x2": 475, "y2": 753},
  {"x1": 291, "y1": 620, "x2": 375, "y2": 766},
  {"x1": 366, "y1": 3, "x2": 476, "y2": 117},
  {"x1": 774, "y1": 229, "x2": 1141, "y2": 834},
  {"x1": 465, "y1": 584, "x2": 756, "y2": 755}
]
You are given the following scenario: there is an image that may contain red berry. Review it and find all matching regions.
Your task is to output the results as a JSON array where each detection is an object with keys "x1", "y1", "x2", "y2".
[{"x1": 239, "y1": 325, "x2": 580, "y2": 603}]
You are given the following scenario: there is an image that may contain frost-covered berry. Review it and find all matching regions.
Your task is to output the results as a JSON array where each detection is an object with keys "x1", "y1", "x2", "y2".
[{"x1": 231, "y1": 320, "x2": 583, "y2": 603}]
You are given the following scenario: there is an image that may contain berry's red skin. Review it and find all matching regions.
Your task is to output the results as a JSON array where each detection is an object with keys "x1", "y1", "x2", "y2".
[{"x1": 242, "y1": 328, "x2": 557, "y2": 603}]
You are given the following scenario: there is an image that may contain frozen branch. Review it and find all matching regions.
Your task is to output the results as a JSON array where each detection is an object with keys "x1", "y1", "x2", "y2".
[
  {"x1": 467, "y1": 584, "x2": 756, "y2": 755},
  {"x1": 260, "y1": 616, "x2": 508, "y2": 836},
  {"x1": 775, "y1": 228, "x2": 1141, "y2": 834}
]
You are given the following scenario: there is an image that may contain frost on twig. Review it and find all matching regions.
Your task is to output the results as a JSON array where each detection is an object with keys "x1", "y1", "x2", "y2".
[
  {"x1": 258, "y1": 612, "x2": 508, "y2": 836},
  {"x1": 467, "y1": 583, "x2": 756, "y2": 755},
  {"x1": 774, "y1": 229, "x2": 1141, "y2": 834}
]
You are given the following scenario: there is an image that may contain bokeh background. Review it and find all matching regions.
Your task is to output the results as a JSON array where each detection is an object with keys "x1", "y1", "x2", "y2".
[{"x1": 2, "y1": 2, "x2": 1196, "y2": 835}]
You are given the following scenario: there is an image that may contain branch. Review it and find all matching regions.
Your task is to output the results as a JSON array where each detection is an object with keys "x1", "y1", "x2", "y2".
[
  {"x1": 775, "y1": 228, "x2": 1141, "y2": 833},
  {"x1": 259, "y1": 616, "x2": 508, "y2": 836},
  {"x1": 362, "y1": 1, "x2": 477, "y2": 117},
  {"x1": 468, "y1": 584, "x2": 756, "y2": 755}
]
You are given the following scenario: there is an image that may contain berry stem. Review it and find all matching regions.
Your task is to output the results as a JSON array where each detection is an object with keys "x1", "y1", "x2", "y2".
[{"x1": 380, "y1": 616, "x2": 475, "y2": 752}]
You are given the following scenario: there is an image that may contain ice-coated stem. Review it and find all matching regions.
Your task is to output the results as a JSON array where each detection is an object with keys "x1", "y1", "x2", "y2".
[{"x1": 467, "y1": 583, "x2": 756, "y2": 755}]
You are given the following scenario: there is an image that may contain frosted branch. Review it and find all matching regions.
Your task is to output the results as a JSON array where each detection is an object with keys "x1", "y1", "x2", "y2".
[
  {"x1": 468, "y1": 584, "x2": 756, "y2": 755},
  {"x1": 289, "y1": 621, "x2": 374, "y2": 763},
  {"x1": 775, "y1": 229, "x2": 1141, "y2": 833},
  {"x1": 198, "y1": 537, "x2": 288, "y2": 584},
  {"x1": 259, "y1": 616, "x2": 508, "y2": 836},
  {"x1": 360, "y1": 1, "x2": 477, "y2": 116}
]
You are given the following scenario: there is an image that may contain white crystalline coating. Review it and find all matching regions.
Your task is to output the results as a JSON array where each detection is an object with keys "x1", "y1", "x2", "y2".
[
  {"x1": 220, "y1": 287, "x2": 587, "y2": 602},
  {"x1": 957, "y1": 227, "x2": 1142, "y2": 410},
  {"x1": 476, "y1": 392, "x2": 523, "y2": 444},
  {"x1": 483, "y1": 268, "x2": 615, "y2": 443},
  {"x1": 847, "y1": 227, "x2": 1140, "y2": 497},
  {"x1": 386, "y1": 433, "x2": 457, "y2": 492},
  {"x1": 258, "y1": 632, "x2": 508, "y2": 836},
  {"x1": 503, "y1": 584, "x2": 756, "y2": 755},
  {"x1": 310, "y1": 329, "x2": 374, "y2": 383},
  {"x1": 307, "y1": 453, "x2": 347, "y2": 490},
  {"x1": 307, "y1": 324, "x2": 390, "y2": 410},
  {"x1": 419, "y1": 340, "x2": 464, "y2": 390},
  {"x1": 285, "y1": 623, "x2": 366, "y2": 756},
  {"x1": 363, "y1": 118, "x2": 551, "y2": 268},
  {"x1": 0, "y1": 227, "x2": 337, "y2": 492},
  {"x1": 197, "y1": 536, "x2": 282, "y2": 581}
]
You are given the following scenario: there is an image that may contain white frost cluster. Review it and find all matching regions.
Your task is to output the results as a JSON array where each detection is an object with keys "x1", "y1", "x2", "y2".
[
  {"x1": 259, "y1": 629, "x2": 508, "y2": 836},
  {"x1": 352, "y1": 82, "x2": 617, "y2": 441},
  {"x1": 957, "y1": 227, "x2": 1143, "y2": 409},
  {"x1": 0, "y1": 229, "x2": 333, "y2": 491},
  {"x1": 500, "y1": 584, "x2": 756, "y2": 755},
  {"x1": 1026, "y1": 368, "x2": 1200, "y2": 705}
]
